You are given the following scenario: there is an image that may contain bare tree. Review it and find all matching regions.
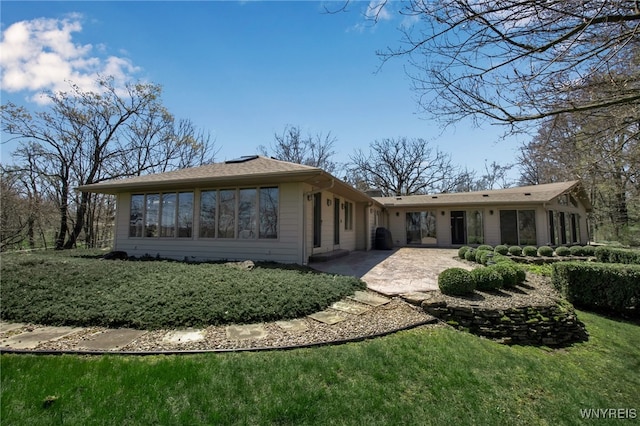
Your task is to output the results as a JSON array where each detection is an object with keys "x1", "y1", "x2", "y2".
[
  {"x1": 347, "y1": 137, "x2": 457, "y2": 196},
  {"x1": 259, "y1": 125, "x2": 338, "y2": 173},
  {"x1": 333, "y1": 1, "x2": 640, "y2": 129},
  {"x1": 2, "y1": 77, "x2": 217, "y2": 249}
]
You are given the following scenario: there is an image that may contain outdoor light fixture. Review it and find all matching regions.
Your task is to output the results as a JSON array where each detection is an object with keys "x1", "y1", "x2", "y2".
[
  {"x1": 327, "y1": 198, "x2": 332, "y2": 206},
  {"x1": 396, "y1": 212, "x2": 400, "y2": 216},
  {"x1": 341, "y1": 203, "x2": 344, "y2": 210},
  {"x1": 441, "y1": 211, "x2": 445, "y2": 216},
  {"x1": 490, "y1": 210, "x2": 494, "y2": 215}
]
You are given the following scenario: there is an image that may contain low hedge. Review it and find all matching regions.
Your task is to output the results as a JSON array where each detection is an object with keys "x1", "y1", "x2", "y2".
[
  {"x1": 555, "y1": 246, "x2": 571, "y2": 257},
  {"x1": 538, "y1": 246, "x2": 554, "y2": 257},
  {"x1": 523, "y1": 246, "x2": 538, "y2": 257},
  {"x1": 508, "y1": 246, "x2": 523, "y2": 256},
  {"x1": 552, "y1": 262, "x2": 640, "y2": 316},
  {"x1": 465, "y1": 249, "x2": 477, "y2": 262},
  {"x1": 594, "y1": 246, "x2": 640, "y2": 265},
  {"x1": 458, "y1": 246, "x2": 470, "y2": 259}
]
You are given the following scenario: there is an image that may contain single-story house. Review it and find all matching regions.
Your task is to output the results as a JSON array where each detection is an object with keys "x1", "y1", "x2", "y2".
[{"x1": 78, "y1": 155, "x2": 592, "y2": 264}]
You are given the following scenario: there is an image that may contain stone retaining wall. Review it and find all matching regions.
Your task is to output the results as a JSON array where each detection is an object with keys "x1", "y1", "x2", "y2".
[{"x1": 422, "y1": 298, "x2": 588, "y2": 346}]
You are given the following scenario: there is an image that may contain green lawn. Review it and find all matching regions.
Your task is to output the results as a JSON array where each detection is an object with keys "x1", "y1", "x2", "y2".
[
  {"x1": 2, "y1": 310, "x2": 638, "y2": 425},
  {"x1": 0, "y1": 250, "x2": 365, "y2": 329}
]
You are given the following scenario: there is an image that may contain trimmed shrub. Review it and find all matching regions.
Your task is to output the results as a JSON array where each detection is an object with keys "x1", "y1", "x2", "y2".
[
  {"x1": 552, "y1": 262, "x2": 640, "y2": 316},
  {"x1": 477, "y1": 244, "x2": 493, "y2": 252},
  {"x1": 471, "y1": 267, "x2": 503, "y2": 291},
  {"x1": 491, "y1": 263, "x2": 519, "y2": 287},
  {"x1": 513, "y1": 264, "x2": 526, "y2": 284},
  {"x1": 508, "y1": 246, "x2": 522, "y2": 256},
  {"x1": 465, "y1": 248, "x2": 477, "y2": 262},
  {"x1": 492, "y1": 253, "x2": 513, "y2": 264},
  {"x1": 494, "y1": 245, "x2": 509, "y2": 255},
  {"x1": 475, "y1": 249, "x2": 491, "y2": 264},
  {"x1": 480, "y1": 251, "x2": 495, "y2": 265},
  {"x1": 569, "y1": 245, "x2": 585, "y2": 256},
  {"x1": 594, "y1": 246, "x2": 640, "y2": 265},
  {"x1": 537, "y1": 246, "x2": 554, "y2": 257},
  {"x1": 581, "y1": 245, "x2": 596, "y2": 256},
  {"x1": 555, "y1": 246, "x2": 571, "y2": 257},
  {"x1": 438, "y1": 268, "x2": 476, "y2": 296},
  {"x1": 523, "y1": 246, "x2": 539, "y2": 257},
  {"x1": 458, "y1": 246, "x2": 471, "y2": 259}
]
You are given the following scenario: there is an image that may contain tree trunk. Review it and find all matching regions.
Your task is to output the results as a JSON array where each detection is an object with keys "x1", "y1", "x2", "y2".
[{"x1": 64, "y1": 191, "x2": 89, "y2": 249}]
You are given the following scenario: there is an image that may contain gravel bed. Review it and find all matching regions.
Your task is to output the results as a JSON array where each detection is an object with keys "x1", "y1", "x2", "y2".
[
  {"x1": 438, "y1": 273, "x2": 562, "y2": 310},
  {"x1": 23, "y1": 297, "x2": 439, "y2": 353}
]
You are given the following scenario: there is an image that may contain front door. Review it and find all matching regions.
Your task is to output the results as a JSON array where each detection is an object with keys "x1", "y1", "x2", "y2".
[
  {"x1": 451, "y1": 211, "x2": 466, "y2": 245},
  {"x1": 334, "y1": 198, "x2": 340, "y2": 245},
  {"x1": 313, "y1": 193, "x2": 321, "y2": 248}
]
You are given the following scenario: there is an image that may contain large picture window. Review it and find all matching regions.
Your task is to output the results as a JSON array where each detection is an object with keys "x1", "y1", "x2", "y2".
[
  {"x1": 199, "y1": 186, "x2": 279, "y2": 240},
  {"x1": 199, "y1": 191, "x2": 217, "y2": 238},
  {"x1": 259, "y1": 187, "x2": 278, "y2": 239},
  {"x1": 218, "y1": 189, "x2": 236, "y2": 238},
  {"x1": 466, "y1": 210, "x2": 484, "y2": 244},
  {"x1": 500, "y1": 210, "x2": 536, "y2": 246},
  {"x1": 129, "y1": 192, "x2": 193, "y2": 238},
  {"x1": 238, "y1": 188, "x2": 257, "y2": 239},
  {"x1": 406, "y1": 211, "x2": 437, "y2": 245}
]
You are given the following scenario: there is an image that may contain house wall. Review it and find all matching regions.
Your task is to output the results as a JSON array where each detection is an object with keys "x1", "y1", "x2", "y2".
[
  {"x1": 384, "y1": 199, "x2": 590, "y2": 248},
  {"x1": 303, "y1": 185, "x2": 361, "y2": 260},
  {"x1": 113, "y1": 182, "x2": 304, "y2": 263}
]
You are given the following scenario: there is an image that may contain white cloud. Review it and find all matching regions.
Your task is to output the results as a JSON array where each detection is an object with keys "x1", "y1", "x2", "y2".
[
  {"x1": 0, "y1": 16, "x2": 140, "y2": 104},
  {"x1": 365, "y1": 0, "x2": 393, "y2": 22}
]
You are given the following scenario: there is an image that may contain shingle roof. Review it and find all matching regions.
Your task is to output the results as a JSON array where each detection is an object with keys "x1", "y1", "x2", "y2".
[
  {"x1": 77, "y1": 156, "x2": 323, "y2": 193},
  {"x1": 374, "y1": 181, "x2": 592, "y2": 211}
]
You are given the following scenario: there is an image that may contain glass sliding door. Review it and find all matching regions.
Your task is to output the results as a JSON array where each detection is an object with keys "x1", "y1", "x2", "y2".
[{"x1": 406, "y1": 211, "x2": 437, "y2": 245}]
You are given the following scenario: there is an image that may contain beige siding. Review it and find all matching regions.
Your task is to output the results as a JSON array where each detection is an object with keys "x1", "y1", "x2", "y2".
[{"x1": 113, "y1": 182, "x2": 303, "y2": 263}]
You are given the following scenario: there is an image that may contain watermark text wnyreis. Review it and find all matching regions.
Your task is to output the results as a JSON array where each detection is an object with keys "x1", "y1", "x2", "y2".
[{"x1": 580, "y1": 408, "x2": 636, "y2": 420}]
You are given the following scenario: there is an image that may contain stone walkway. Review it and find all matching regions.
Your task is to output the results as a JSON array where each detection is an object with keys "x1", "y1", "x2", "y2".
[
  {"x1": 0, "y1": 291, "x2": 407, "y2": 352},
  {"x1": 310, "y1": 247, "x2": 474, "y2": 295}
]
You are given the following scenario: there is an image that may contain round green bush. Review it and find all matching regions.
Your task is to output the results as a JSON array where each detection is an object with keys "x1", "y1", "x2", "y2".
[
  {"x1": 508, "y1": 246, "x2": 522, "y2": 256},
  {"x1": 477, "y1": 244, "x2": 493, "y2": 252},
  {"x1": 492, "y1": 253, "x2": 513, "y2": 264},
  {"x1": 523, "y1": 246, "x2": 538, "y2": 257},
  {"x1": 494, "y1": 245, "x2": 509, "y2": 255},
  {"x1": 582, "y1": 245, "x2": 596, "y2": 256},
  {"x1": 537, "y1": 245, "x2": 554, "y2": 257},
  {"x1": 491, "y1": 263, "x2": 519, "y2": 287},
  {"x1": 475, "y1": 249, "x2": 491, "y2": 264},
  {"x1": 569, "y1": 245, "x2": 585, "y2": 256},
  {"x1": 465, "y1": 248, "x2": 476, "y2": 262},
  {"x1": 555, "y1": 246, "x2": 571, "y2": 257},
  {"x1": 438, "y1": 268, "x2": 476, "y2": 295},
  {"x1": 458, "y1": 246, "x2": 470, "y2": 258},
  {"x1": 471, "y1": 268, "x2": 503, "y2": 291}
]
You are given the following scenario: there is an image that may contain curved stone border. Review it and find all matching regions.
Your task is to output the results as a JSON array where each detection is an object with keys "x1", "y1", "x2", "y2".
[
  {"x1": 422, "y1": 297, "x2": 588, "y2": 346},
  {"x1": 0, "y1": 319, "x2": 438, "y2": 356}
]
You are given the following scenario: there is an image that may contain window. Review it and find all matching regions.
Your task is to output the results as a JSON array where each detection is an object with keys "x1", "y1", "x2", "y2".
[
  {"x1": 259, "y1": 187, "x2": 278, "y2": 239},
  {"x1": 466, "y1": 210, "x2": 483, "y2": 244},
  {"x1": 199, "y1": 191, "x2": 217, "y2": 238},
  {"x1": 160, "y1": 193, "x2": 176, "y2": 237},
  {"x1": 218, "y1": 189, "x2": 236, "y2": 238},
  {"x1": 177, "y1": 192, "x2": 193, "y2": 237},
  {"x1": 145, "y1": 194, "x2": 160, "y2": 237},
  {"x1": 238, "y1": 188, "x2": 257, "y2": 239},
  {"x1": 130, "y1": 194, "x2": 144, "y2": 237},
  {"x1": 128, "y1": 192, "x2": 193, "y2": 238},
  {"x1": 500, "y1": 210, "x2": 536, "y2": 245},
  {"x1": 406, "y1": 211, "x2": 437, "y2": 245},
  {"x1": 344, "y1": 202, "x2": 353, "y2": 231}
]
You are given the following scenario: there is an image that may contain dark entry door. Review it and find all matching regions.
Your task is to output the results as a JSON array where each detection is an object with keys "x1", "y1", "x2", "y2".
[
  {"x1": 334, "y1": 198, "x2": 340, "y2": 245},
  {"x1": 313, "y1": 193, "x2": 321, "y2": 248},
  {"x1": 451, "y1": 211, "x2": 466, "y2": 245}
]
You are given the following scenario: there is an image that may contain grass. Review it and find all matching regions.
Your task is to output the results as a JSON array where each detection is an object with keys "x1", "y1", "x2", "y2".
[
  {"x1": 0, "y1": 250, "x2": 365, "y2": 329},
  {"x1": 2, "y1": 310, "x2": 639, "y2": 425}
]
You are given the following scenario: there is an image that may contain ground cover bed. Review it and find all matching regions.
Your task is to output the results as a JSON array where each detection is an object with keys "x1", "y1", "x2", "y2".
[{"x1": 0, "y1": 250, "x2": 365, "y2": 329}]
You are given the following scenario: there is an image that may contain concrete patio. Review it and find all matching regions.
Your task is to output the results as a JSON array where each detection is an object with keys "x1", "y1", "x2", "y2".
[{"x1": 310, "y1": 247, "x2": 474, "y2": 295}]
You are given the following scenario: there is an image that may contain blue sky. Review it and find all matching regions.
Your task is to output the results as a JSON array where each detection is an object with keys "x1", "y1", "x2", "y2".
[{"x1": 1, "y1": 1, "x2": 525, "y2": 180}]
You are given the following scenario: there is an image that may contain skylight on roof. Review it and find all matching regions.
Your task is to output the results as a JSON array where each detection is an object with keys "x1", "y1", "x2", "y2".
[{"x1": 225, "y1": 155, "x2": 259, "y2": 164}]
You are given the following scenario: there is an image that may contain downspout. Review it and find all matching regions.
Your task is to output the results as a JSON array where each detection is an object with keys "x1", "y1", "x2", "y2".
[{"x1": 302, "y1": 178, "x2": 335, "y2": 265}]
